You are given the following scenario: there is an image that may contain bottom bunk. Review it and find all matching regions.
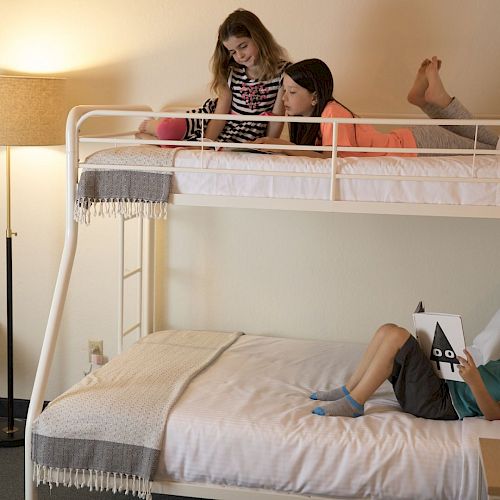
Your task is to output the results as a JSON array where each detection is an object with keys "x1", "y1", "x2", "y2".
[{"x1": 31, "y1": 330, "x2": 500, "y2": 500}]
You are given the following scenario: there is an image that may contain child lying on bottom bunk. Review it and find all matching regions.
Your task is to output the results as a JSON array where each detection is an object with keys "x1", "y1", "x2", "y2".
[
  {"x1": 310, "y1": 323, "x2": 500, "y2": 420},
  {"x1": 255, "y1": 56, "x2": 500, "y2": 158}
]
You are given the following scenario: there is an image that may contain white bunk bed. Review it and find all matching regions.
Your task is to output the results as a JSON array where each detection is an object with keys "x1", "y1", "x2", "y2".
[{"x1": 25, "y1": 105, "x2": 500, "y2": 500}]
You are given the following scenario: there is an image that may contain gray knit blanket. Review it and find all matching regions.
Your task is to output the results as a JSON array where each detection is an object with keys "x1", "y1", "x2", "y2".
[
  {"x1": 75, "y1": 145, "x2": 176, "y2": 224},
  {"x1": 31, "y1": 329, "x2": 242, "y2": 499}
]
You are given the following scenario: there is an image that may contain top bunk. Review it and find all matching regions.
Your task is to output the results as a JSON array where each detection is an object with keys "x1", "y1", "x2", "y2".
[{"x1": 69, "y1": 105, "x2": 500, "y2": 220}]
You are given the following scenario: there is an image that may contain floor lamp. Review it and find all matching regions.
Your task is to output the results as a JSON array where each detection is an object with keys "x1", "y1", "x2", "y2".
[{"x1": 0, "y1": 75, "x2": 66, "y2": 447}]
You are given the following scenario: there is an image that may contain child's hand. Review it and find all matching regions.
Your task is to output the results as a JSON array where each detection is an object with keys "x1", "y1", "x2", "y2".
[
  {"x1": 251, "y1": 137, "x2": 292, "y2": 153},
  {"x1": 252, "y1": 137, "x2": 289, "y2": 145},
  {"x1": 457, "y1": 349, "x2": 482, "y2": 387}
]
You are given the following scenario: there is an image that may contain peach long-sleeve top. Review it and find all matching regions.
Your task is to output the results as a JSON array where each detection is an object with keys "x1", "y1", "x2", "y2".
[{"x1": 319, "y1": 101, "x2": 417, "y2": 157}]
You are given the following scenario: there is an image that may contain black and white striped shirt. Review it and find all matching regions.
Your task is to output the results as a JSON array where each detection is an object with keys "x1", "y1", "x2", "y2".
[
  {"x1": 219, "y1": 61, "x2": 289, "y2": 142},
  {"x1": 184, "y1": 61, "x2": 289, "y2": 143}
]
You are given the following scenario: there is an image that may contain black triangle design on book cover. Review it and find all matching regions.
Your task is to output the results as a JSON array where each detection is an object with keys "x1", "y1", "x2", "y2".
[{"x1": 429, "y1": 322, "x2": 460, "y2": 372}]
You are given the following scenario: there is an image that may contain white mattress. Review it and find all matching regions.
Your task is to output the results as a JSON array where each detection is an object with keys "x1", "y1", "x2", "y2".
[
  {"x1": 156, "y1": 334, "x2": 500, "y2": 500},
  {"x1": 173, "y1": 150, "x2": 500, "y2": 205},
  {"x1": 84, "y1": 146, "x2": 500, "y2": 206}
]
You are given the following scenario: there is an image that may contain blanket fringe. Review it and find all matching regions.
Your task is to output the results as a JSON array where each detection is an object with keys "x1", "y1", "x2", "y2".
[
  {"x1": 33, "y1": 462, "x2": 152, "y2": 499},
  {"x1": 74, "y1": 198, "x2": 169, "y2": 224}
]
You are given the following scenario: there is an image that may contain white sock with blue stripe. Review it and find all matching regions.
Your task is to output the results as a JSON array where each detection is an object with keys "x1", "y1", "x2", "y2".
[
  {"x1": 310, "y1": 385, "x2": 349, "y2": 401},
  {"x1": 312, "y1": 394, "x2": 364, "y2": 417}
]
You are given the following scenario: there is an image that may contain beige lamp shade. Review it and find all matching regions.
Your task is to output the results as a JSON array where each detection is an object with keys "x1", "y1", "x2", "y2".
[{"x1": 0, "y1": 75, "x2": 67, "y2": 146}]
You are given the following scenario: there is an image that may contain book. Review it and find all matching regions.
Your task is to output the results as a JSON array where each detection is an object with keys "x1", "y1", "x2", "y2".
[
  {"x1": 412, "y1": 301, "x2": 466, "y2": 382},
  {"x1": 195, "y1": 140, "x2": 271, "y2": 154},
  {"x1": 224, "y1": 147, "x2": 272, "y2": 154}
]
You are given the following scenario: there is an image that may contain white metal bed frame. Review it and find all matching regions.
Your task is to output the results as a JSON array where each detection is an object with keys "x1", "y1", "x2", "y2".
[{"x1": 25, "y1": 105, "x2": 500, "y2": 500}]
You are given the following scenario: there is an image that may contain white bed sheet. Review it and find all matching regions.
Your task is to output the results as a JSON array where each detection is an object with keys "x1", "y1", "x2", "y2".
[
  {"x1": 83, "y1": 147, "x2": 500, "y2": 206},
  {"x1": 156, "y1": 334, "x2": 500, "y2": 500}
]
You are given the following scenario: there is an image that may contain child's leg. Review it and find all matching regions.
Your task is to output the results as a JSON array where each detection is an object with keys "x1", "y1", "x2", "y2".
[
  {"x1": 311, "y1": 323, "x2": 398, "y2": 401},
  {"x1": 184, "y1": 98, "x2": 219, "y2": 140},
  {"x1": 346, "y1": 323, "x2": 403, "y2": 391},
  {"x1": 409, "y1": 56, "x2": 498, "y2": 148},
  {"x1": 348, "y1": 326, "x2": 410, "y2": 405},
  {"x1": 156, "y1": 117, "x2": 188, "y2": 141},
  {"x1": 156, "y1": 98, "x2": 219, "y2": 142},
  {"x1": 420, "y1": 99, "x2": 499, "y2": 148},
  {"x1": 411, "y1": 124, "x2": 496, "y2": 154},
  {"x1": 312, "y1": 325, "x2": 410, "y2": 417}
]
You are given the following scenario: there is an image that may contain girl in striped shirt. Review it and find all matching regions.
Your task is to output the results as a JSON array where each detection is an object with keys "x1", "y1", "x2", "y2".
[{"x1": 139, "y1": 9, "x2": 290, "y2": 144}]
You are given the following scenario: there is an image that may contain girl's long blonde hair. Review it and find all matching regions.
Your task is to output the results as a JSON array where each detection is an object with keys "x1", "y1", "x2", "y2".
[{"x1": 210, "y1": 9, "x2": 288, "y2": 96}]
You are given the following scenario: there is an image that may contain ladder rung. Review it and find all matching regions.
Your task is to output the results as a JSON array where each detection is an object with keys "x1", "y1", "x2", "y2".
[
  {"x1": 123, "y1": 268, "x2": 141, "y2": 279},
  {"x1": 122, "y1": 322, "x2": 141, "y2": 337}
]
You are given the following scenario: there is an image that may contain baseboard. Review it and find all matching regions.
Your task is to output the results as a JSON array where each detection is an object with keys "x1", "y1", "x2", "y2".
[{"x1": 0, "y1": 398, "x2": 50, "y2": 419}]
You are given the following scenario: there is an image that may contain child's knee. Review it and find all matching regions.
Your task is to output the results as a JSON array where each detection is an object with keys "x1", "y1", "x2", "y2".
[
  {"x1": 156, "y1": 118, "x2": 187, "y2": 141},
  {"x1": 377, "y1": 323, "x2": 410, "y2": 344},
  {"x1": 376, "y1": 323, "x2": 399, "y2": 336}
]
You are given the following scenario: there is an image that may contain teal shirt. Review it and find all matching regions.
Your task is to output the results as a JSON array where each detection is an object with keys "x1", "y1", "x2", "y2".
[{"x1": 447, "y1": 360, "x2": 500, "y2": 419}]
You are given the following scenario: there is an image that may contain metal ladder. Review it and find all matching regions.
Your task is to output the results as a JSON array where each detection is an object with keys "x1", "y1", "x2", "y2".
[{"x1": 117, "y1": 215, "x2": 155, "y2": 354}]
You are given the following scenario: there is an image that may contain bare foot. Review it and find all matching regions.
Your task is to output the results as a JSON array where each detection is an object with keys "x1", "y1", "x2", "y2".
[
  {"x1": 407, "y1": 59, "x2": 431, "y2": 108},
  {"x1": 135, "y1": 132, "x2": 158, "y2": 140},
  {"x1": 424, "y1": 56, "x2": 452, "y2": 108},
  {"x1": 139, "y1": 119, "x2": 161, "y2": 135}
]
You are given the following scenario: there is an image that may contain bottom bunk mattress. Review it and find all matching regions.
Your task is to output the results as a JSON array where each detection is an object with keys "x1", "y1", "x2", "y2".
[{"x1": 32, "y1": 331, "x2": 500, "y2": 500}]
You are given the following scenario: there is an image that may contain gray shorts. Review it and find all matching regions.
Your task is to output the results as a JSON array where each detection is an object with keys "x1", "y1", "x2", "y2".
[{"x1": 389, "y1": 335, "x2": 458, "y2": 420}]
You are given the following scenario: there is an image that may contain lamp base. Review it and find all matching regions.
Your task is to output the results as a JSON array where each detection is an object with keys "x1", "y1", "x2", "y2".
[{"x1": 0, "y1": 417, "x2": 25, "y2": 447}]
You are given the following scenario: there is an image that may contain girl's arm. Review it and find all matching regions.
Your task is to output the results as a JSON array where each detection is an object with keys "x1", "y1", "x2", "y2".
[
  {"x1": 266, "y1": 86, "x2": 285, "y2": 138},
  {"x1": 458, "y1": 350, "x2": 500, "y2": 421},
  {"x1": 204, "y1": 85, "x2": 232, "y2": 141},
  {"x1": 253, "y1": 136, "x2": 330, "y2": 159}
]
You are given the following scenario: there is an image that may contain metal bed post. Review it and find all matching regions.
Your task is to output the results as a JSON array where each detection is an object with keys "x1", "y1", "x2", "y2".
[
  {"x1": 143, "y1": 218, "x2": 155, "y2": 336},
  {"x1": 118, "y1": 215, "x2": 125, "y2": 353},
  {"x1": 136, "y1": 216, "x2": 144, "y2": 337},
  {"x1": 329, "y1": 122, "x2": 339, "y2": 201},
  {"x1": 472, "y1": 124, "x2": 479, "y2": 171},
  {"x1": 25, "y1": 105, "x2": 153, "y2": 499},
  {"x1": 24, "y1": 106, "x2": 81, "y2": 500}
]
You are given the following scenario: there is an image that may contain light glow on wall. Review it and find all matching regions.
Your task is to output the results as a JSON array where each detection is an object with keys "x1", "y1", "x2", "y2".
[
  {"x1": 0, "y1": 0, "x2": 145, "y2": 75},
  {"x1": 0, "y1": 1, "x2": 152, "y2": 75},
  {"x1": 4, "y1": 36, "x2": 70, "y2": 74}
]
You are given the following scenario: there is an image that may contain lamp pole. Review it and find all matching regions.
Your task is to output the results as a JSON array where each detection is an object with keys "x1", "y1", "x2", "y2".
[
  {"x1": 0, "y1": 75, "x2": 66, "y2": 447},
  {"x1": 1, "y1": 145, "x2": 24, "y2": 447}
]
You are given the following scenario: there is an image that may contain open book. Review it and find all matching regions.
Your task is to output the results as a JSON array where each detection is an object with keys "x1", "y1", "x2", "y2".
[
  {"x1": 224, "y1": 147, "x2": 272, "y2": 154},
  {"x1": 412, "y1": 301, "x2": 465, "y2": 382},
  {"x1": 196, "y1": 139, "x2": 271, "y2": 154}
]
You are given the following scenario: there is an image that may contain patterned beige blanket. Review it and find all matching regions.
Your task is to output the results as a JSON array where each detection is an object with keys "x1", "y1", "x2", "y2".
[{"x1": 32, "y1": 329, "x2": 242, "y2": 499}]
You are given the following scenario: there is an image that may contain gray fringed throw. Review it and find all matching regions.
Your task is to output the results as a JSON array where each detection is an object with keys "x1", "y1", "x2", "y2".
[{"x1": 74, "y1": 145, "x2": 176, "y2": 224}]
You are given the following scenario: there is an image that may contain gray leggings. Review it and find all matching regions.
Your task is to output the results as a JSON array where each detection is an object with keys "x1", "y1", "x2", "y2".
[{"x1": 411, "y1": 98, "x2": 498, "y2": 155}]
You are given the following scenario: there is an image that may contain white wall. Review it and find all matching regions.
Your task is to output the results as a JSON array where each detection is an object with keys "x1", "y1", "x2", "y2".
[{"x1": 0, "y1": 0, "x2": 499, "y2": 400}]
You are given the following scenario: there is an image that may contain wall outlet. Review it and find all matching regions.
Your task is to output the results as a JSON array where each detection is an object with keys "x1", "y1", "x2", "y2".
[{"x1": 88, "y1": 340, "x2": 103, "y2": 362}]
